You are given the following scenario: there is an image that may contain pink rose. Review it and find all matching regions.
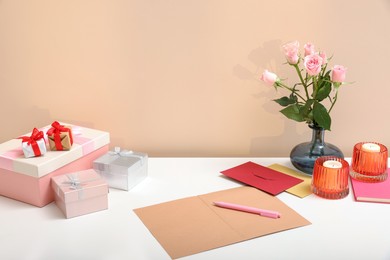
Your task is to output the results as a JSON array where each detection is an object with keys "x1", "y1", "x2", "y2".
[
  {"x1": 319, "y1": 52, "x2": 327, "y2": 65},
  {"x1": 304, "y1": 43, "x2": 315, "y2": 56},
  {"x1": 303, "y1": 54, "x2": 323, "y2": 76},
  {"x1": 331, "y1": 65, "x2": 347, "y2": 83},
  {"x1": 282, "y1": 41, "x2": 299, "y2": 65},
  {"x1": 260, "y1": 70, "x2": 278, "y2": 86}
]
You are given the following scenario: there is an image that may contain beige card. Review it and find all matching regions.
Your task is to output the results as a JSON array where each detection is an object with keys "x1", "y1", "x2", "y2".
[
  {"x1": 134, "y1": 186, "x2": 311, "y2": 259},
  {"x1": 267, "y1": 164, "x2": 312, "y2": 198}
]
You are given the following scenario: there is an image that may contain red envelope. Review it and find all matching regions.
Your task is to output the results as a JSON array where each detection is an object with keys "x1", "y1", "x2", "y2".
[{"x1": 221, "y1": 161, "x2": 304, "y2": 195}]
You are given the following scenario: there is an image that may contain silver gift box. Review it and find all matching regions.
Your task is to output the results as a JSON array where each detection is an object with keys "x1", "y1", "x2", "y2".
[{"x1": 93, "y1": 147, "x2": 148, "y2": 191}]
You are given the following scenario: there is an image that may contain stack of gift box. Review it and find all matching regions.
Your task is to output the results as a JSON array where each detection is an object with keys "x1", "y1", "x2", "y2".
[{"x1": 0, "y1": 121, "x2": 148, "y2": 218}]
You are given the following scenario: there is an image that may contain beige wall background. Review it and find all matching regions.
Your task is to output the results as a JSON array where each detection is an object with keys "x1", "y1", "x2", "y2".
[{"x1": 1, "y1": 0, "x2": 390, "y2": 157}]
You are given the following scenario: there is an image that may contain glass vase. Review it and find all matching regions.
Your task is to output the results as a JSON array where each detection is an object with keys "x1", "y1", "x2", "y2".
[{"x1": 290, "y1": 124, "x2": 344, "y2": 175}]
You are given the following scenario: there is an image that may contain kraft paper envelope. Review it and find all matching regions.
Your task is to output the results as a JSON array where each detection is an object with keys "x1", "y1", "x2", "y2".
[
  {"x1": 220, "y1": 161, "x2": 304, "y2": 195},
  {"x1": 134, "y1": 186, "x2": 311, "y2": 259},
  {"x1": 267, "y1": 164, "x2": 312, "y2": 198}
]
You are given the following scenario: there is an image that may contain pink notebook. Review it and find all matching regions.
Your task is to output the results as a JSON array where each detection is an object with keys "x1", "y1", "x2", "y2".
[{"x1": 350, "y1": 169, "x2": 390, "y2": 203}]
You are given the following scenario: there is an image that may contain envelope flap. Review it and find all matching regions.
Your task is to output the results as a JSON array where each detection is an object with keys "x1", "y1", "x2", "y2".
[{"x1": 220, "y1": 161, "x2": 304, "y2": 195}]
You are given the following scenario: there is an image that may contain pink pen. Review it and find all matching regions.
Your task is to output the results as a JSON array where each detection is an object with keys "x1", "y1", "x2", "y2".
[{"x1": 213, "y1": 201, "x2": 281, "y2": 219}]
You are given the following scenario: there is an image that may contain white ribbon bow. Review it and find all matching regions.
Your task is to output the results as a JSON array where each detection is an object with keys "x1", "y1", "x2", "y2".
[
  {"x1": 60, "y1": 174, "x2": 99, "y2": 200},
  {"x1": 109, "y1": 146, "x2": 134, "y2": 157},
  {"x1": 109, "y1": 147, "x2": 145, "y2": 165},
  {"x1": 62, "y1": 174, "x2": 83, "y2": 190}
]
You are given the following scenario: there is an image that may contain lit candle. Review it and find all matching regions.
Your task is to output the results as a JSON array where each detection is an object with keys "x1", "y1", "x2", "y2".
[
  {"x1": 351, "y1": 142, "x2": 388, "y2": 182},
  {"x1": 361, "y1": 143, "x2": 381, "y2": 153},
  {"x1": 312, "y1": 157, "x2": 349, "y2": 199},
  {"x1": 323, "y1": 160, "x2": 342, "y2": 169}
]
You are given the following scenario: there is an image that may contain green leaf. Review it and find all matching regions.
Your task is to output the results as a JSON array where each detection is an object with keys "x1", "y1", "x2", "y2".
[
  {"x1": 315, "y1": 73, "x2": 332, "y2": 101},
  {"x1": 289, "y1": 93, "x2": 298, "y2": 103},
  {"x1": 280, "y1": 104, "x2": 305, "y2": 122},
  {"x1": 324, "y1": 70, "x2": 331, "y2": 78},
  {"x1": 307, "y1": 110, "x2": 314, "y2": 122},
  {"x1": 315, "y1": 83, "x2": 331, "y2": 101},
  {"x1": 300, "y1": 99, "x2": 314, "y2": 120},
  {"x1": 273, "y1": 95, "x2": 297, "y2": 107},
  {"x1": 313, "y1": 101, "x2": 331, "y2": 130},
  {"x1": 273, "y1": 97, "x2": 291, "y2": 107}
]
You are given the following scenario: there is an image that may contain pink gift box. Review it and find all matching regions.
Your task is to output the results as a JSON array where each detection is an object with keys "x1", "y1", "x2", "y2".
[
  {"x1": 0, "y1": 123, "x2": 110, "y2": 207},
  {"x1": 51, "y1": 169, "x2": 108, "y2": 218}
]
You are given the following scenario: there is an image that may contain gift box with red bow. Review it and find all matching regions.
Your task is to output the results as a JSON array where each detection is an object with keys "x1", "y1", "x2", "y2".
[
  {"x1": 19, "y1": 128, "x2": 47, "y2": 158},
  {"x1": 93, "y1": 147, "x2": 148, "y2": 191},
  {"x1": 51, "y1": 169, "x2": 109, "y2": 218},
  {"x1": 46, "y1": 121, "x2": 73, "y2": 151},
  {"x1": 0, "y1": 122, "x2": 110, "y2": 207}
]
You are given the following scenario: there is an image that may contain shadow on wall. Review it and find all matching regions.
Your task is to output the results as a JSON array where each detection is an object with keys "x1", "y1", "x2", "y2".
[
  {"x1": 233, "y1": 39, "x2": 309, "y2": 157},
  {"x1": 248, "y1": 39, "x2": 284, "y2": 73},
  {"x1": 250, "y1": 121, "x2": 309, "y2": 157},
  {"x1": 233, "y1": 39, "x2": 285, "y2": 81},
  {"x1": 1, "y1": 106, "x2": 52, "y2": 142}
]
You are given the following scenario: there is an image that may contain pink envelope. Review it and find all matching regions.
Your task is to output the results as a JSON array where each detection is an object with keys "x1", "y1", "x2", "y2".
[{"x1": 221, "y1": 161, "x2": 304, "y2": 195}]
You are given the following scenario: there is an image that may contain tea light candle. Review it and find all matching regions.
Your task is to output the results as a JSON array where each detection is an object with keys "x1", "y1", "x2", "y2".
[
  {"x1": 351, "y1": 142, "x2": 388, "y2": 182},
  {"x1": 323, "y1": 160, "x2": 342, "y2": 169},
  {"x1": 361, "y1": 143, "x2": 381, "y2": 153},
  {"x1": 311, "y1": 156, "x2": 349, "y2": 199}
]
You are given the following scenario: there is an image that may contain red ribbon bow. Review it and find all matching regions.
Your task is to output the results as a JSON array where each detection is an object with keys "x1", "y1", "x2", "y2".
[
  {"x1": 46, "y1": 121, "x2": 73, "y2": 151},
  {"x1": 18, "y1": 128, "x2": 44, "y2": 156}
]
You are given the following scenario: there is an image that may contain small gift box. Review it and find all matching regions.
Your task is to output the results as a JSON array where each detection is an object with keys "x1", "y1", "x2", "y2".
[
  {"x1": 18, "y1": 128, "x2": 47, "y2": 158},
  {"x1": 93, "y1": 147, "x2": 148, "y2": 191},
  {"x1": 46, "y1": 121, "x2": 73, "y2": 151},
  {"x1": 51, "y1": 169, "x2": 109, "y2": 218}
]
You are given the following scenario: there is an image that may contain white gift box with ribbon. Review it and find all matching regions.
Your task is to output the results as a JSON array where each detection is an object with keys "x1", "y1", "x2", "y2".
[
  {"x1": 93, "y1": 147, "x2": 148, "y2": 191},
  {"x1": 22, "y1": 139, "x2": 47, "y2": 158}
]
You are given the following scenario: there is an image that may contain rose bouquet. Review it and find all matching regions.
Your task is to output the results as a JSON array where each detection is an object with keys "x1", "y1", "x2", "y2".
[{"x1": 260, "y1": 40, "x2": 348, "y2": 131}]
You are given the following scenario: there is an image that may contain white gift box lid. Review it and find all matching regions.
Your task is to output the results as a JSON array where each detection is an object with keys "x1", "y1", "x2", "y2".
[
  {"x1": 93, "y1": 148, "x2": 147, "y2": 175},
  {"x1": 0, "y1": 123, "x2": 110, "y2": 178}
]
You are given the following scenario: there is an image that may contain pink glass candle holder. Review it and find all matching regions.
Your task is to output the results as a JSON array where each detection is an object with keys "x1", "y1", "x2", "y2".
[
  {"x1": 350, "y1": 142, "x2": 388, "y2": 182},
  {"x1": 311, "y1": 156, "x2": 349, "y2": 199}
]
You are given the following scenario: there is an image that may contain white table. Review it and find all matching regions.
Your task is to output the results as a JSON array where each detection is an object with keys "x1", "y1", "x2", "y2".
[{"x1": 1, "y1": 158, "x2": 389, "y2": 260}]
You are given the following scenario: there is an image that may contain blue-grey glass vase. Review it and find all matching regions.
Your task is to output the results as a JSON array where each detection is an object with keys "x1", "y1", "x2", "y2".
[{"x1": 290, "y1": 124, "x2": 344, "y2": 175}]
